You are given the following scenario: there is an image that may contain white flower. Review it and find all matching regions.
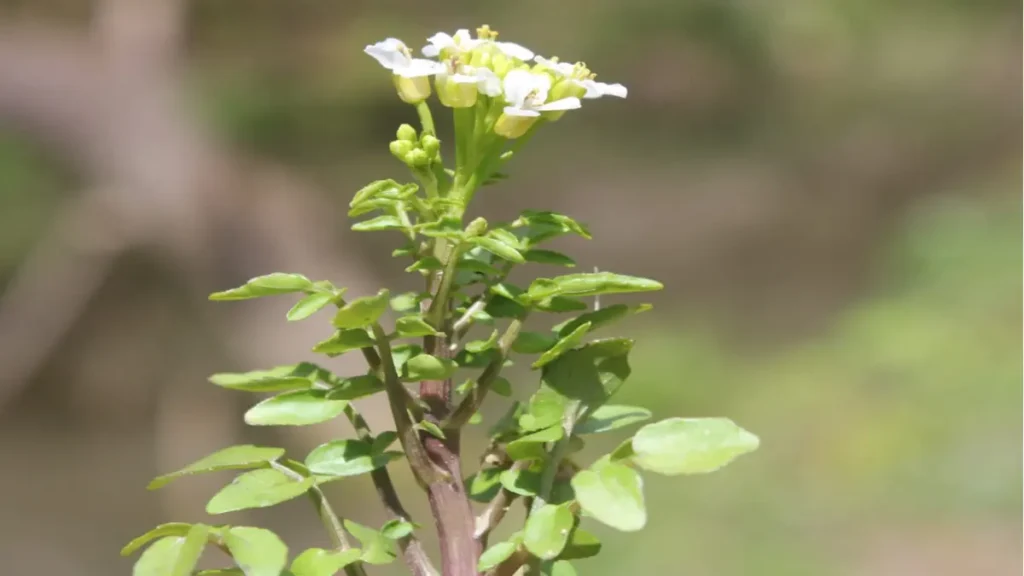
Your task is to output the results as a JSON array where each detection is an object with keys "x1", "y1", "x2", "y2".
[
  {"x1": 535, "y1": 56, "x2": 628, "y2": 99},
  {"x1": 501, "y1": 70, "x2": 581, "y2": 117},
  {"x1": 493, "y1": 41, "x2": 534, "y2": 61},
  {"x1": 436, "y1": 62, "x2": 502, "y2": 108},
  {"x1": 365, "y1": 38, "x2": 445, "y2": 78},
  {"x1": 422, "y1": 29, "x2": 481, "y2": 58}
]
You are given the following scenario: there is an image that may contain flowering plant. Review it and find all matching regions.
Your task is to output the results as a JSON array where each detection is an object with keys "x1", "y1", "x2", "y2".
[{"x1": 123, "y1": 25, "x2": 758, "y2": 576}]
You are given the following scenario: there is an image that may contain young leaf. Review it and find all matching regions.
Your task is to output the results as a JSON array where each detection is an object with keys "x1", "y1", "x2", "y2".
[
  {"x1": 291, "y1": 548, "x2": 362, "y2": 576},
  {"x1": 471, "y1": 236, "x2": 525, "y2": 263},
  {"x1": 535, "y1": 296, "x2": 589, "y2": 313},
  {"x1": 122, "y1": 523, "x2": 193, "y2": 556},
  {"x1": 559, "y1": 529, "x2": 602, "y2": 560},
  {"x1": 223, "y1": 527, "x2": 288, "y2": 576},
  {"x1": 333, "y1": 289, "x2": 390, "y2": 329},
  {"x1": 467, "y1": 468, "x2": 504, "y2": 502},
  {"x1": 523, "y1": 504, "x2": 574, "y2": 560},
  {"x1": 343, "y1": 520, "x2": 397, "y2": 565},
  {"x1": 352, "y1": 215, "x2": 405, "y2": 231},
  {"x1": 526, "y1": 272, "x2": 663, "y2": 302},
  {"x1": 209, "y1": 363, "x2": 322, "y2": 393},
  {"x1": 552, "y1": 303, "x2": 652, "y2": 339},
  {"x1": 172, "y1": 524, "x2": 210, "y2": 576},
  {"x1": 416, "y1": 420, "x2": 446, "y2": 439},
  {"x1": 305, "y1": 439, "x2": 403, "y2": 478},
  {"x1": 506, "y1": 425, "x2": 564, "y2": 461},
  {"x1": 379, "y1": 519, "x2": 415, "y2": 540},
  {"x1": 389, "y1": 291, "x2": 422, "y2": 313},
  {"x1": 405, "y1": 256, "x2": 443, "y2": 273},
  {"x1": 244, "y1": 391, "x2": 348, "y2": 426},
  {"x1": 630, "y1": 417, "x2": 760, "y2": 475},
  {"x1": 148, "y1": 445, "x2": 285, "y2": 490},
  {"x1": 465, "y1": 329, "x2": 499, "y2": 353},
  {"x1": 523, "y1": 249, "x2": 577, "y2": 267},
  {"x1": 312, "y1": 329, "x2": 375, "y2": 355},
  {"x1": 209, "y1": 273, "x2": 314, "y2": 301},
  {"x1": 478, "y1": 540, "x2": 518, "y2": 571},
  {"x1": 395, "y1": 315, "x2": 440, "y2": 338},
  {"x1": 133, "y1": 535, "x2": 191, "y2": 576},
  {"x1": 325, "y1": 375, "x2": 384, "y2": 401},
  {"x1": 571, "y1": 461, "x2": 646, "y2": 532},
  {"x1": 287, "y1": 292, "x2": 336, "y2": 321},
  {"x1": 350, "y1": 179, "x2": 400, "y2": 206},
  {"x1": 575, "y1": 405, "x2": 652, "y2": 435},
  {"x1": 206, "y1": 469, "x2": 314, "y2": 514},
  {"x1": 532, "y1": 322, "x2": 591, "y2": 368},
  {"x1": 516, "y1": 210, "x2": 592, "y2": 240},
  {"x1": 491, "y1": 375, "x2": 513, "y2": 397},
  {"x1": 513, "y1": 331, "x2": 558, "y2": 355},
  {"x1": 401, "y1": 353, "x2": 456, "y2": 381}
]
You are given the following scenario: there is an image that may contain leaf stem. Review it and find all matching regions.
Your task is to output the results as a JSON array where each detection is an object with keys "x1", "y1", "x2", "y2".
[
  {"x1": 444, "y1": 318, "x2": 523, "y2": 429},
  {"x1": 416, "y1": 100, "x2": 436, "y2": 136}
]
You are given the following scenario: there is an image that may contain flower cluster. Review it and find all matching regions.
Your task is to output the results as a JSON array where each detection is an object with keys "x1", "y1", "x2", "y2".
[{"x1": 364, "y1": 25, "x2": 626, "y2": 139}]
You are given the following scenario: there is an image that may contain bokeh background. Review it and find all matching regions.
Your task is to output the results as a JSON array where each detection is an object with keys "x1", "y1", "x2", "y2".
[{"x1": 0, "y1": 1, "x2": 1020, "y2": 575}]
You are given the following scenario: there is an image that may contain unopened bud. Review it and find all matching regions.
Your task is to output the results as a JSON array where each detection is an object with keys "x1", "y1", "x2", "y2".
[
  {"x1": 465, "y1": 217, "x2": 488, "y2": 237},
  {"x1": 389, "y1": 140, "x2": 414, "y2": 161},
  {"x1": 405, "y1": 148, "x2": 430, "y2": 167},
  {"x1": 396, "y1": 124, "x2": 418, "y2": 142},
  {"x1": 421, "y1": 134, "x2": 441, "y2": 157}
]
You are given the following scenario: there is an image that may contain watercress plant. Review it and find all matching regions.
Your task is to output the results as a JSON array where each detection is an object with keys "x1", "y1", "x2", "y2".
[{"x1": 123, "y1": 25, "x2": 759, "y2": 576}]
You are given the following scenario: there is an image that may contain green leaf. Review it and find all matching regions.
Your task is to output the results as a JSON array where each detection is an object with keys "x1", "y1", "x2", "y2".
[
  {"x1": 343, "y1": 520, "x2": 396, "y2": 565},
  {"x1": 405, "y1": 256, "x2": 443, "y2": 273},
  {"x1": 539, "y1": 338, "x2": 634, "y2": 410},
  {"x1": 465, "y1": 329, "x2": 499, "y2": 353},
  {"x1": 209, "y1": 363, "x2": 323, "y2": 393},
  {"x1": 523, "y1": 249, "x2": 576, "y2": 267},
  {"x1": 571, "y1": 461, "x2": 646, "y2": 532},
  {"x1": 325, "y1": 375, "x2": 384, "y2": 401},
  {"x1": 401, "y1": 353, "x2": 456, "y2": 381},
  {"x1": 287, "y1": 292, "x2": 336, "y2": 321},
  {"x1": 417, "y1": 216, "x2": 465, "y2": 240},
  {"x1": 532, "y1": 322, "x2": 591, "y2": 369},
  {"x1": 350, "y1": 179, "x2": 400, "y2": 206},
  {"x1": 535, "y1": 296, "x2": 589, "y2": 313},
  {"x1": 491, "y1": 376, "x2": 512, "y2": 397},
  {"x1": 244, "y1": 391, "x2": 348, "y2": 426},
  {"x1": 210, "y1": 273, "x2": 314, "y2": 301},
  {"x1": 490, "y1": 282, "x2": 526, "y2": 302},
  {"x1": 370, "y1": 431, "x2": 399, "y2": 453},
  {"x1": 206, "y1": 469, "x2": 314, "y2": 514},
  {"x1": 519, "y1": 391, "x2": 568, "y2": 432},
  {"x1": 333, "y1": 289, "x2": 390, "y2": 329},
  {"x1": 630, "y1": 417, "x2": 760, "y2": 475},
  {"x1": 486, "y1": 294, "x2": 529, "y2": 319},
  {"x1": 517, "y1": 210, "x2": 592, "y2": 240},
  {"x1": 416, "y1": 420, "x2": 446, "y2": 439},
  {"x1": 552, "y1": 303, "x2": 652, "y2": 339},
  {"x1": 526, "y1": 272, "x2": 662, "y2": 302},
  {"x1": 379, "y1": 519, "x2": 415, "y2": 540},
  {"x1": 312, "y1": 329, "x2": 375, "y2": 355},
  {"x1": 395, "y1": 315, "x2": 440, "y2": 338},
  {"x1": 389, "y1": 291, "x2": 422, "y2": 313},
  {"x1": 513, "y1": 331, "x2": 558, "y2": 355},
  {"x1": 478, "y1": 540, "x2": 519, "y2": 571},
  {"x1": 148, "y1": 445, "x2": 285, "y2": 490},
  {"x1": 305, "y1": 440, "x2": 403, "y2": 477},
  {"x1": 548, "y1": 560, "x2": 578, "y2": 576},
  {"x1": 499, "y1": 466, "x2": 542, "y2": 496},
  {"x1": 390, "y1": 344, "x2": 423, "y2": 371},
  {"x1": 467, "y1": 468, "x2": 504, "y2": 502},
  {"x1": 575, "y1": 405, "x2": 652, "y2": 435},
  {"x1": 523, "y1": 504, "x2": 574, "y2": 560},
  {"x1": 122, "y1": 523, "x2": 193, "y2": 556},
  {"x1": 471, "y1": 236, "x2": 525, "y2": 263},
  {"x1": 173, "y1": 524, "x2": 210, "y2": 576},
  {"x1": 223, "y1": 526, "x2": 288, "y2": 576},
  {"x1": 559, "y1": 529, "x2": 601, "y2": 560},
  {"x1": 291, "y1": 548, "x2": 362, "y2": 576},
  {"x1": 133, "y1": 535, "x2": 194, "y2": 576},
  {"x1": 352, "y1": 215, "x2": 405, "y2": 231},
  {"x1": 506, "y1": 425, "x2": 564, "y2": 461}
]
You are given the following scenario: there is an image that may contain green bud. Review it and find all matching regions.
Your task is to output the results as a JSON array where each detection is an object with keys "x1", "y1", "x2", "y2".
[
  {"x1": 393, "y1": 75, "x2": 431, "y2": 104},
  {"x1": 494, "y1": 113, "x2": 537, "y2": 139},
  {"x1": 396, "y1": 124, "x2": 418, "y2": 142},
  {"x1": 421, "y1": 134, "x2": 441, "y2": 157},
  {"x1": 436, "y1": 75, "x2": 479, "y2": 108},
  {"x1": 389, "y1": 140, "x2": 414, "y2": 161},
  {"x1": 405, "y1": 148, "x2": 430, "y2": 167},
  {"x1": 465, "y1": 217, "x2": 488, "y2": 237}
]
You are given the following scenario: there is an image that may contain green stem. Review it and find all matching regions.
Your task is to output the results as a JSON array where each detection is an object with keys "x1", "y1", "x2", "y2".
[
  {"x1": 426, "y1": 240, "x2": 463, "y2": 329},
  {"x1": 444, "y1": 318, "x2": 523, "y2": 429},
  {"x1": 416, "y1": 100, "x2": 436, "y2": 136}
]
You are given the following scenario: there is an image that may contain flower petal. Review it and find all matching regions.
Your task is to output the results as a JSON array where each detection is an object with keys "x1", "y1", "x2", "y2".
[
  {"x1": 496, "y1": 41, "x2": 535, "y2": 61},
  {"x1": 537, "y1": 97, "x2": 582, "y2": 112},
  {"x1": 582, "y1": 80, "x2": 628, "y2": 99},
  {"x1": 422, "y1": 32, "x2": 454, "y2": 57},
  {"x1": 365, "y1": 38, "x2": 411, "y2": 71},
  {"x1": 396, "y1": 58, "x2": 447, "y2": 78},
  {"x1": 535, "y1": 56, "x2": 574, "y2": 77},
  {"x1": 475, "y1": 68, "x2": 503, "y2": 97},
  {"x1": 503, "y1": 106, "x2": 541, "y2": 118}
]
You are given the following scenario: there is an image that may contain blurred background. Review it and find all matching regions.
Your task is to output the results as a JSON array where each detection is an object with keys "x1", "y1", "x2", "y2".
[{"x1": 0, "y1": 1, "x2": 1020, "y2": 575}]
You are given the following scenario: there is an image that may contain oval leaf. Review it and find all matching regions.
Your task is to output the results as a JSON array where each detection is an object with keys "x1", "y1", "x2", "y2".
[
  {"x1": 305, "y1": 440, "x2": 403, "y2": 477},
  {"x1": 333, "y1": 289, "x2": 390, "y2": 329},
  {"x1": 472, "y1": 236, "x2": 525, "y2": 263},
  {"x1": 380, "y1": 519, "x2": 415, "y2": 540},
  {"x1": 244, "y1": 391, "x2": 348, "y2": 426},
  {"x1": 395, "y1": 315, "x2": 440, "y2": 338},
  {"x1": 513, "y1": 331, "x2": 558, "y2": 355},
  {"x1": 575, "y1": 405, "x2": 652, "y2": 435},
  {"x1": 133, "y1": 537, "x2": 182, "y2": 576},
  {"x1": 313, "y1": 329, "x2": 375, "y2": 356},
  {"x1": 527, "y1": 272, "x2": 662, "y2": 302},
  {"x1": 343, "y1": 520, "x2": 397, "y2": 565},
  {"x1": 122, "y1": 523, "x2": 193, "y2": 556},
  {"x1": 290, "y1": 547, "x2": 362, "y2": 576},
  {"x1": 631, "y1": 417, "x2": 760, "y2": 475},
  {"x1": 223, "y1": 527, "x2": 288, "y2": 576},
  {"x1": 208, "y1": 363, "x2": 324, "y2": 393},
  {"x1": 206, "y1": 469, "x2": 314, "y2": 514},
  {"x1": 559, "y1": 528, "x2": 602, "y2": 560},
  {"x1": 210, "y1": 273, "x2": 313, "y2": 301},
  {"x1": 325, "y1": 375, "x2": 384, "y2": 401},
  {"x1": 532, "y1": 322, "x2": 591, "y2": 369},
  {"x1": 571, "y1": 461, "x2": 646, "y2": 532},
  {"x1": 506, "y1": 425, "x2": 564, "y2": 461},
  {"x1": 288, "y1": 292, "x2": 335, "y2": 321},
  {"x1": 148, "y1": 445, "x2": 285, "y2": 490},
  {"x1": 523, "y1": 249, "x2": 576, "y2": 267},
  {"x1": 401, "y1": 353, "x2": 456, "y2": 382},
  {"x1": 478, "y1": 541, "x2": 518, "y2": 572}
]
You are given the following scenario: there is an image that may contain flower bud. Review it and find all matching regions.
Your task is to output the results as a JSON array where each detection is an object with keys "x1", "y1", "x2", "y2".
[
  {"x1": 389, "y1": 139, "x2": 414, "y2": 161},
  {"x1": 436, "y1": 75, "x2": 478, "y2": 108},
  {"x1": 491, "y1": 54, "x2": 513, "y2": 78},
  {"x1": 396, "y1": 124, "x2": 418, "y2": 142},
  {"x1": 405, "y1": 148, "x2": 430, "y2": 167},
  {"x1": 465, "y1": 217, "x2": 488, "y2": 237},
  {"x1": 494, "y1": 113, "x2": 537, "y2": 139},
  {"x1": 392, "y1": 75, "x2": 431, "y2": 104},
  {"x1": 421, "y1": 134, "x2": 441, "y2": 158}
]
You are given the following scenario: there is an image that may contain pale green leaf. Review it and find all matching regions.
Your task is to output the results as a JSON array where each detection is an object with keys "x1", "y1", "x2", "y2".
[
  {"x1": 571, "y1": 462, "x2": 646, "y2": 532},
  {"x1": 210, "y1": 273, "x2": 313, "y2": 301},
  {"x1": 208, "y1": 363, "x2": 326, "y2": 393},
  {"x1": 206, "y1": 469, "x2": 313, "y2": 514},
  {"x1": 401, "y1": 353, "x2": 456, "y2": 381},
  {"x1": 506, "y1": 425, "x2": 563, "y2": 461},
  {"x1": 532, "y1": 322, "x2": 591, "y2": 368},
  {"x1": 305, "y1": 440, "x2": 403, "y2": 477},
  {"x1": 478, "y1": 541, "x2": 518, "y2": 571},
  {"x1": 122, "y1": 523, "x2": 192, "y2": 556},
  {"x1": 379, "y1": 519, "x2": 415, "y2": 540},
  {"x1": 343, "y1": 520, "x2": 396, "y2": 565},
  {"x1": 526, "y1": 272, "x2": 662, "y2": 302},
  {"x1": 333, "y1": 289, "x2": 390, "y2": 329},
  {"x1": 244, "y1": 391, "x2": 348, "y2": 426},
  {"x1": 559, "y1": 528, "x2": 601, "y2": 560},
  {"x1": 223, "y1": 527, "x2": 288, "y2": 576},
  {"x1": 575, "y1": 405, "x2": 652, "y2": 435},
  {"x1": 148, "y1": 445, "x2": 285, "y2": 490},
  {"x1": 523, "y1": 249, "x2": 576, "y2": 267},
  {"x1": 472, "y1": 236, "x2": 525, "y2": 263},
  {"x1": 395, "y1": 315, "x2": 440, "y2": 338},
  {"x1": 325, "y1": 375, "x2": 383, "y2": 401},
  {"x1": 630, "y1": 417, "x2": 760, "y2": 475},
  {"x1": 290, "y1": 548, "x2": 362, "y2": 576},
  {"x1": 312, "y1": 329, "x2": 375, "y2": 355},
  {"x1": 352, "y1": 215, "x2": 405, "y2": 231},
  {"x1": 288, "y1": 292, "x2": 336, "y2": 321}
]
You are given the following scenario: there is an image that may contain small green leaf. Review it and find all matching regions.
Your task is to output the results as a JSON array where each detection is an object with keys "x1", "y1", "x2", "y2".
[
  {"x1": 490, "y1": 282, "x2": 526, "y2": 302},
  {"x1": 519, "y1": 391, "x2": 568, "y2": 432},
  {"x1": 379, "y1": 519, "x2": 415, "y2": 540},
  {"x1": 173, "y1": 524, "x2": 209, "y2": 576},
  {"x1": 209, "y1": 363, "x2": 322, "y2": 393},
  {"x1": 389, "y1": 291, "x2": 421, "y2": 313},
  {"x1": 523, "y1": 504, "x2": 574, "y2": 560},
  {"x1": 352, "y1": 215, "x2": 405, "y2": 231},
  {"x1": 416, "y1": 420, "x2": 446, "y2": 439},
  {"x1": 148, "y1": 445, "x2": 285, "y2": 490},
  {"x1": 478, "y1": 541, "x2": 518, "y2": 571},
  {"x1": 499, "y1": 466, "x2": 542, "y2": 496},
  {"x1": 532, "y1": 322, "x2": 591, "y2": 368},
  {"x1": 370, "y1": 431, "x2": 399, "y2": 453},
  {"x1": 287, "y1": 292, "x2": 336, "y2": 321},
  {"x1": 390, "y1": 344, "x2": 423, "y2": 371},
  {"x1": 630, "y1": 417, "x2": 760, "y2": 475},
  {"x1": 401, "y1": 353, "x2": 456, "y2": 381},
  {"x1": 343, "y1": 520, "x2": 396, "y2": 565},
  {"x1": 305, "y1": 440, "x2": 403, "y2": 477},
  {"x1": 210, "y1": 273, "x2": 314, "y2": 301},
  {"x1": 517, "y1": 210, "x2": 592, "y2": 240},
  {"x1": 465, "y1": 329, "x2": 499, "y2": 353},
  {"x1": 489, "y1": 228, "x2": 523, "y2": 248},
  {"x1": 291, "y1": 548, "x2": 362, "y2": 576},
  {"x1": 223, "y1": 527, "x2": 288, "y2": 576},
  {"x1": 405, "y1": 256, "x2": 443, "y2": 273},
  {"x1": 527, "y1": 272, "x2": 662, "y2": 302},
  {"x1": 559, "y1": 529, "x2": 601, "y2": 560},
  {"x1": 513, "y1": 331, "x2": 558, "y2": 355},
  {"x1": 609, "y1": 438, "x2": 635, "y2": 461},
  {"x1": 548, "y1": 560, "x2": 578, "y2": 576},
  {"x1": 133, "y1": 537, "x2": 185, "y2": 576},
  {"x1": 325, "y1": 375, "x2": 383, "y2": 401},
  {"x1": 523, "y1": 249, "x2": 576, "y2": 267},
  {"x1": 312, "y1": 329, "x2": 375, "y2": 355},
  {"x1": 539, "y1": 338, "x2": 634, "y2": 410},
  {"x1": 552, "y1": 303, "x2": 651, "y2": 338},
  {"x1": 468, "y1": 412, "x2": 484, "y2": 424},
  {"x1": 576, "y1": 405, "x2": 652, "y2": 435},
  {"x1": 395, "y1": 315, "x2": 440, "y2": 338},
  {"x1": 122, "y1": 523, "x2": 193, "y2": 556},
  {"x1": 491, "y1": 376, "x2": 512, "y2": 397},
  {"x1": 535, "y1": 296, "x2": 589, "y2": 313},
  {"x1": 571, "y1": 462, "x2": 646, "y2": 532},
  {"x1": 467, "y1": 468, "x2": 504, "y2": 502},
  {"x1": 506, "y1": 425, "x2": 564, "y2": 461},
  {"x1": 472, "y1": 236, "x2": 525, "y2": 263},
  {"x1": 244, "y1": 391, "x2": 348, "y2": 426},
  {"x1": 417, "y1": 216, "x2": 465, "y2": 239},
  {"x1": 350, "y1": 179, "x2": 400, "y2": 207},
  {"x1": 206, "y1": 469, "x2": 313, "y2": 514},
  {"x1": 333, "y1": 289, "x2": 390, "y2": 329}
]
